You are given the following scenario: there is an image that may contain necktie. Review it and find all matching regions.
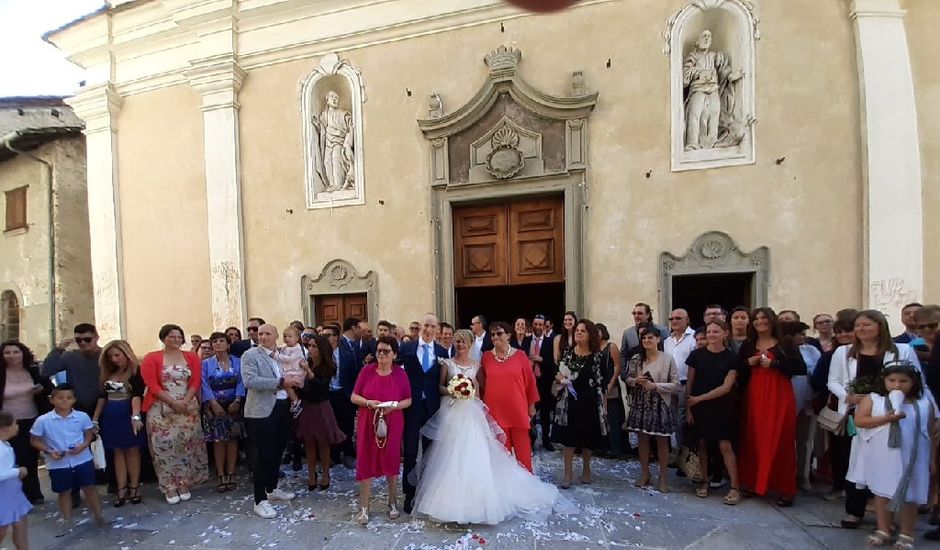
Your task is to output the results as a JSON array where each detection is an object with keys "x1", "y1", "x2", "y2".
[
  {"x1": 534, "y1": 337, "x2": 541, "y2": 356},
  {"x1": 422, "y1": 344, "x2": 431, "y2": 373}
]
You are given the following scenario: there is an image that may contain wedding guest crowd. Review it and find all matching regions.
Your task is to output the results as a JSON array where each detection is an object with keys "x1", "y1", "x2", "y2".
[{"x1": 3, "y1": 298, "x2": 940, "y2": 547}]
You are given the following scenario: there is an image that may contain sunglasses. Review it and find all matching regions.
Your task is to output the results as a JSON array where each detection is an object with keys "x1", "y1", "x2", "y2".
[
  {"x1": 668, "y1": 317, "x2": 685, "y2": 321},
  {"x1": 375, "y1": 348, "x2": 393, "y2": 355},
  {"x1": 246, "y1": 327, "x2": 259, "y2": 332},
  {"x1": 75, "y1": 337, "x2": 94, "y2": 344},
  {"x1": 490, "y1": 331, "x2": 506, "y2": 337}
]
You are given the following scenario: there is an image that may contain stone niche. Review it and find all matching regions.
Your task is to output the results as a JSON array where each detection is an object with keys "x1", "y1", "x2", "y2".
[
  {"x1": 300, "y1": 53, "x2": 366, "y2": 209},
  {"x1": 658, "y1": 231, "x2": 769, "y2": 317},
  {"x1": 417, "y1": 46, "x2": 597, "y2": 319},
  {"x1": 665, "y1": 0, "x2": 759, "y2": 171}
]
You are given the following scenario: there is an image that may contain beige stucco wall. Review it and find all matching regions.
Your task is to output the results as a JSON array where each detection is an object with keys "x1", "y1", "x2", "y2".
[
  {"x1": 117, "y1": 85, "x2": 213, "y2": 351},
  {"x1": 235, "y1": 0, "x2": 863, "y2": 333},
  {"x1": 905, "y1": 0, "x2": 940, "y2": 303},
  {"x1": 0, "y1": 135, "x2": 94, "y2": 357}
]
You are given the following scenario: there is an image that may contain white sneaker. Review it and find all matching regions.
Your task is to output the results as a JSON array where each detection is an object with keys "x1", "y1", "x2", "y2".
[
  {"x1": 253, "y1": 500, "x2": 277, "y2": 519},
  {"x1": 267, "y1": 488, "x2": 296, "y2": 501},
  {"x1": 165, "y1": 492, "x2": 181, "y2": 505},
  {"x1": 179, "y1": 491, "x2": 192, "y2": 501}
]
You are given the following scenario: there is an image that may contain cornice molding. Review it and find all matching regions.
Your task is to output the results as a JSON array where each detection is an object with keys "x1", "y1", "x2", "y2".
[
  {"x1": 66, "y1": 83, "x2": 123, "y2": 134},
  {"x1": 848, "y1": 0, "x2": 905, "y2": 19},
  {"x1": 184, "y1": 54, "x2": 246, "y2": 110}
]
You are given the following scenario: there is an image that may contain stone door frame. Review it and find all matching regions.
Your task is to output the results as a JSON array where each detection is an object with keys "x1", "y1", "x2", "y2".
[
  {"x1": 658, "y1": 231, "x2": 769, "y2": 317},
  {"x1": 301, "y1": 259, "x2": 378, "y2": 326},
  {"x1": 431, "y1": 174, "x2": 585, "y2": 324}
]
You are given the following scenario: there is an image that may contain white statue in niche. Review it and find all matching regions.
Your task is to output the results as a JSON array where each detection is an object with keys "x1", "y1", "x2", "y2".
[
  {"x1": 683, "y1": 29, "x2": 745, "y2": 150},
  {"x1": 311, "y1": 90, "x2": 355, "y2": 192}
]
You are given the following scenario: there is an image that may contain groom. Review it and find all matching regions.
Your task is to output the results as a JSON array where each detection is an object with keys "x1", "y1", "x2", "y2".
[{"x1": 399, "y1": 312, "x2": 448, "y2": 513}]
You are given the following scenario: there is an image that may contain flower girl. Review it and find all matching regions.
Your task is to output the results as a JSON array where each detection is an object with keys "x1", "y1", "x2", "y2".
[{"x1": 847, "y1": 362, "x2": 935, "y2": 549}]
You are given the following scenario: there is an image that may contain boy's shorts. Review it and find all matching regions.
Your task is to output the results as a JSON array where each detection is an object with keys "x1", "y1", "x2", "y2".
[{"x1": 49, "y1": 460, "x2": 96, "y2": 493}]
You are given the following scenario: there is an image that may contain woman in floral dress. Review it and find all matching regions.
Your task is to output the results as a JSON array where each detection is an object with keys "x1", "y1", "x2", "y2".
[{"x1": 141, "y1": 324, "x2": 208, "y2": 504}]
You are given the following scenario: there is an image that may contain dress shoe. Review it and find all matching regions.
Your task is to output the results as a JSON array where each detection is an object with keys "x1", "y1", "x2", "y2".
[{"x1": 403, "y1": 496, "x2": 414, "y2": 514}]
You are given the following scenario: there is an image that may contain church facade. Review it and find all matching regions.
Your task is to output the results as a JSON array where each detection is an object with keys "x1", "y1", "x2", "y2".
[{"x1": 47, "y1": 0, "x2": 939, "y2": 348}]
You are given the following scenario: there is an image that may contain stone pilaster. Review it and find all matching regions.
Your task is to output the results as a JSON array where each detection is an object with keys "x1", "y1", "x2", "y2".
[
  {"x1": 185, "y1": 55, "x2": 248, "y2": 331},
  {"x1": 66, "y1": 84, "x2": 126, "y2": 340},
  {"x1": 849, "y1": 0, "x2": 924, "y2": 329}
]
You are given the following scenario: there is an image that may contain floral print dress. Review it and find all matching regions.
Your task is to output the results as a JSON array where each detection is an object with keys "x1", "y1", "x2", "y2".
[{"x1": 146, "y1": 364, "x2": 208, "y2": 493}]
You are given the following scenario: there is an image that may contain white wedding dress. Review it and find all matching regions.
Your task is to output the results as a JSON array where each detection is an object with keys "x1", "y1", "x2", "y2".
[{"x1": 413, "y1": 359, "x2": 562, "y2": 525}]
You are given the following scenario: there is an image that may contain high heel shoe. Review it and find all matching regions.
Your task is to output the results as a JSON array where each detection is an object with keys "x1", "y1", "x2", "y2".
[
  {"x1": 216, "y1": 476, "x2": 228, "y2": 493},
  {"x1": 129, "y1": 485, "x2": 142, "y2": 505},
  {"x1": 113, "y1": 487, "x2": 128, "y2": 508},
  {"x1": 225, "y1": 474, "x2": 236, "y2": 492}
]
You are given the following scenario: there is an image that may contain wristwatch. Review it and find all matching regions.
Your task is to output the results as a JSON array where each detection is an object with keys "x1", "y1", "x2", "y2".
[{"x1": 131, "y1": 415, "x2": 142, "y2": 421}]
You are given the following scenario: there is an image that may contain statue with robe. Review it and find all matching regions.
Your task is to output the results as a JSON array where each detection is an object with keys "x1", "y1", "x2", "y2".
[
  {"x1": 311, "y1": 90, "x2": 355, "y2": 192},
  {"x1": 683, "y1": 29, "x2": 745, "y2": 151}
]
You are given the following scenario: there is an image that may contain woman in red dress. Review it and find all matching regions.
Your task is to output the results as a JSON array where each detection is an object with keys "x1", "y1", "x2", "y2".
[
  {"x1": 350, "y1": 336, "x2": 412, "y2": 525},
  {"x1": 479, "y1": 321, "x2": 540, "y2": 472},
  {"x1": 737, "y1": 307, "x2": 806, "y2": 506}
]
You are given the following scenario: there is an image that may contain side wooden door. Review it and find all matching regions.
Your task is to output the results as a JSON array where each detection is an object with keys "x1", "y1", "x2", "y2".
[
  {"x1": 315, "y1": 293, "x2": 368, "y2": 325},
  {"x1": 508, "y1": 199, "x2": 565, "y2": 285},
  {"x1": 453, "y1": 204, "x2": 508, "y2": 287}
]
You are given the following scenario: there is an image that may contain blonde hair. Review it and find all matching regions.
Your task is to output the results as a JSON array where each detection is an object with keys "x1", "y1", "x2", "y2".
[
  {"x1": 99, "y1": 340, "x2": 140, "y2": 387},
  {"x1": 284, "y1": 326, "x2": 301, "y2": 339},
  {"x1": 454, "y1": 329, "x2": 474, "y2": 347}
]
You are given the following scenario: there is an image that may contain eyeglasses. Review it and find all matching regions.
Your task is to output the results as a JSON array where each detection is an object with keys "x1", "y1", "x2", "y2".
[
  {"x1": 490, "y1": 331, "x2": 506, "y2": 337},
  {"x1": 375, "y1": 348, "x2": 393, "y2": 355},
  {"x1": 246, "y1": 327, "x2": 259, "y2": 332},
  {"x1": 631, "y1": 312, "x2": 645, "y2": 316},
  {"x1": 75, "y1": 337, "x2": 94, "y2": 344}
]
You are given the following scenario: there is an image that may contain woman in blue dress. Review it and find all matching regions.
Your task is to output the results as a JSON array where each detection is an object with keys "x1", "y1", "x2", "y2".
[
  {"x1": 92, "y1": 340, "x2": 147, "y2": 506},
  {"x1": 200, "y1": 332, "x2": 245, "y2": 492}
]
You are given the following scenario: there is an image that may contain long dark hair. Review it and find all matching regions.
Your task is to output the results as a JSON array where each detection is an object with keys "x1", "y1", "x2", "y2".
[
  {"x1": 881, "y1": 361, "x2": 924, "y2": 399},
  {"x1": 742, "y1": 307, "x2": 797, "y2": 357},
  {"x1": 559, "y1": 310, "x2": 578, "y2": 352},
  {"x1": 306, "y1": 333, "x2": 336, "y2": 379},
  {"x1": 0, "y1": 341, "x2": 39, "y2": 410}
]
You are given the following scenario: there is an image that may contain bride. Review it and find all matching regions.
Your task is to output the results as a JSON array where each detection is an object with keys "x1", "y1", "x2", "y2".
[{"x1": 413, "y1": 329, "x2": 561, "y2": 525}]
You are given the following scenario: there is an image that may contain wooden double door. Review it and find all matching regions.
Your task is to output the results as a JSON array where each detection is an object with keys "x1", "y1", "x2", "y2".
[
  {"x1": 315, "y1": 293, "x2": 368, "y2": 326},
  {"x1": 453, "y1": 197, "x2": 565, "y2": 288}
]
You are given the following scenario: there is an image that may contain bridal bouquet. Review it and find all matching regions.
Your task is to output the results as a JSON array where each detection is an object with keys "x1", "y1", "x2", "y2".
[{"x1": 446, "y1": 374, "x2": 475, "y2": 400}]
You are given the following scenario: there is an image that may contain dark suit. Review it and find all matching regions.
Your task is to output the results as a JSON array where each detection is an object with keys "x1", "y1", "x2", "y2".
[
  {"x1": 332, "y1": 336, "x2": 362, "y2": 460},
  {"x1": 398, "y1": 339, "x2": 448, "y2": 501},
  {"x1": 230, "y1": 339, "x2": 256, "y2": 358},
  {"x1": 529, "y1": 334, "x2": 556, "y2": 445}
]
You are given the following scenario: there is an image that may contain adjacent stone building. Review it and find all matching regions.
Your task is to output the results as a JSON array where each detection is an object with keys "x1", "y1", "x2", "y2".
[
  {"x1": 0, "y1": 97, "x2": 93, "y2": 355},
  {"x1": 44, "y1": 0, "x2": 939, "y2": 349}
]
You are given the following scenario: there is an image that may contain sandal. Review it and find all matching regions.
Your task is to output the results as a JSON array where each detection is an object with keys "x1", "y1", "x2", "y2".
[
  {"x1": 225, "y1": 474, "x2": 236, "y2": 492},
  {"x1": 867, "y1": 530, "x2": 891, "y2": 546},
  {"x1": 696, "y1": 483, "x2": 709, "y2": 498},
  {"x1": 355, "y1": 507, "x2": 369, "y2": 525},
  {"x1": 634, "y1": 474, "x2": 651, "y2": 488},
  {"x1": 129, "y1": 485, "x2": 142, "y2": 505},
  {"x1": 893, "y1": 534, "x2": 914, "y2": 549},
  {"x1": 216, "y1": 476, "x2": 228, "y2": 493},
  {"x1": 723, "y1": 487, "x2": 742, "y2": 506},
  {"x1": 113, "y1": 486, "x2": 128, "y2": 508},
  {"x1": 776, "y1": 496, "x2": 794, "y2": 508},
  {"x1": 388, "y1": 503, "x2": 400, "y2": 520}
]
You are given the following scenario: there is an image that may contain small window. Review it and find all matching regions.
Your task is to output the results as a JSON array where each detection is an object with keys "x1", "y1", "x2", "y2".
[
  {"x1": 1, "y1": 290, "x2": 19, "y2": 342},
  {"x1": 5, "y1": 187, "x2": 27, "y2": 231}
]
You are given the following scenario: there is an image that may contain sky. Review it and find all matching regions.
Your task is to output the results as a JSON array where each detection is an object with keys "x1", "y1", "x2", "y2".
[{"x1": 0, "y1": 0, "x2": 106, "y2": 97}]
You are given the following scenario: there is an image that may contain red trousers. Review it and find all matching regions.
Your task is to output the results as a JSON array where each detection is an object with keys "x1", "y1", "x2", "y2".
[{"x1": 503, "y1": 427, "x2": 533, "y2": 472}]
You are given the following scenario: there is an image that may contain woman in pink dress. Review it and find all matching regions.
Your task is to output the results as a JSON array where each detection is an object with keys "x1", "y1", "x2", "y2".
[
  {"x1": 479, "y1": 321, "x2": 540, "y2": 472},
  {"x1": 350, "y1": 336, "x2": 412, "y2": 525}
]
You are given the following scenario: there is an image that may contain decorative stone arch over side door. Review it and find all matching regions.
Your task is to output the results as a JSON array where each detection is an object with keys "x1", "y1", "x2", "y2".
[
  {"x1": 417, "y1": 46, "x2": 598, "y2": 322},
  {"x1": 659, "y1": 231, "x2": 769, "y2": 317},
  {"x1": 301, "y1": 259, "x2": 378, "y2": 325}
]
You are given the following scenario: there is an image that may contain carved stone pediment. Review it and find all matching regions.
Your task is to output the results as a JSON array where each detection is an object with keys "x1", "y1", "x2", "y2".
[
  {"x1": 301, "y1": 259, "x2": 379, "y2": 325},
  {"x1": 418, "y1": 45, "x2": 597, "y2": 186},
  {"x1": 659, "y1": 231, "x2": 769, "y2": 316}
]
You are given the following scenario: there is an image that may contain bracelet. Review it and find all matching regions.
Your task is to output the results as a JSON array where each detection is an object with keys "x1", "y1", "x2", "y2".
[{"x1": 131, "y1": 415, "x2": 142, "y2": 421}]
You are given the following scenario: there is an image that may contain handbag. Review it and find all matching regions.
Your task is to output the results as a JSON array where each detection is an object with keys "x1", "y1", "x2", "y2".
[
  {"x1": 373, "y1": 409, "x2": 388, "y2": 449},
  {"x1": 816, "y1": 394, "x2": 846, "y2": 435},
  {"x1": 677, "y1": 446, "x2": 703, "y2": 483},
  {"x1": 90, "y1": 437, "x2": 107, "y2": 470}
]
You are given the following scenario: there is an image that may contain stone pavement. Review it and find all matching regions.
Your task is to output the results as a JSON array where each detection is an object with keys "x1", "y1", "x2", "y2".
[{"x1": 13, "y1": 451, "x2": 931, "y2": 550}]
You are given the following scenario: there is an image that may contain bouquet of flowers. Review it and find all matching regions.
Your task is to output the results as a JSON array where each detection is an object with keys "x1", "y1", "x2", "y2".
[
  {"x1": 847, "y1": 375, "x2": 886, "y2": 396},
  {"x1": 446, "y1": 373, "x2": 475, "y2": 400}
]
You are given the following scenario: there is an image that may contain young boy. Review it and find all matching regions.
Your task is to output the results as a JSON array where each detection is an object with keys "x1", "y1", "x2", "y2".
[{"x1": 30, "y1": 384, "x2": 103, "y2": 535}]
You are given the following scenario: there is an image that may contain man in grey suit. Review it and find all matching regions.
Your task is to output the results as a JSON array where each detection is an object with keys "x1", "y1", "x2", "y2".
[
  {"x1": 620, "y1": 302, "x2": 668, "y2": 365},
  {"x1": 242, "y1": 324, "x2": 298, "y2": 518}
]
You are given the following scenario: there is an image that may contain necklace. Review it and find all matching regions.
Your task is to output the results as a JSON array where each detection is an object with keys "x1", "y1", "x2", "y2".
[{"x1": 493, "y1": 347, "x2": 514, "y2": 363}]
